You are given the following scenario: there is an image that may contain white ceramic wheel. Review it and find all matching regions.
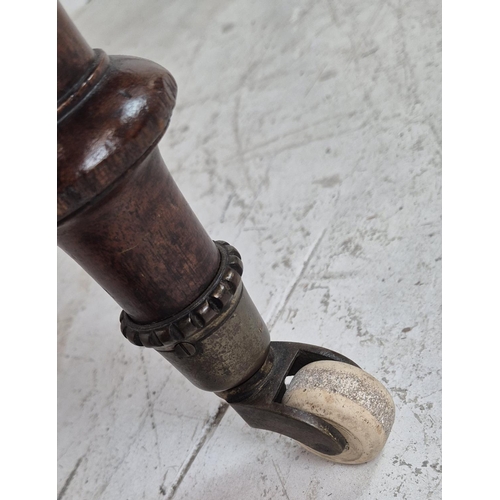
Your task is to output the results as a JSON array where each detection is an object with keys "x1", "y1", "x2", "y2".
[{"x1": 282, "y1": 360, "x2": 395, "y2": 464}]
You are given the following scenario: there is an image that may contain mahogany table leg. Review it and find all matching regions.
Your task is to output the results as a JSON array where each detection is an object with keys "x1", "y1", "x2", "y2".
[{"x1": 57, "y1": 1, "x2": 395, "y2": 463}]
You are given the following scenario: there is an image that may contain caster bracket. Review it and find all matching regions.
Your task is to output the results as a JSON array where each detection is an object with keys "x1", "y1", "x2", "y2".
[{"x1": 218, "y1": 341, "x2": 359, "y2": 456}]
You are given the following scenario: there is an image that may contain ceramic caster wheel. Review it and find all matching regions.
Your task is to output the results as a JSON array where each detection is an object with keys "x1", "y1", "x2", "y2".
[{"x1": 282, "y1": 360, "x2": 395, "y2": 464}]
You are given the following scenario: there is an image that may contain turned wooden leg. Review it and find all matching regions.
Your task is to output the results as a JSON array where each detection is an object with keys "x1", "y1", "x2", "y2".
[
  {"x1": 57, "y1": 0, "x2": 268, "y2": 393},
  {"x1": 57, "y1": 1, "x2": 395, "y2": 462},
  {"x1": 57, "y1": 2, "x2": 216, "y2": 322}
]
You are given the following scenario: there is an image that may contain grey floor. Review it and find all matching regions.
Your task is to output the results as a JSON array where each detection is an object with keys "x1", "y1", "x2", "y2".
[{"x1": 58, "y1": 1, "x2": 442, "y2": 498}]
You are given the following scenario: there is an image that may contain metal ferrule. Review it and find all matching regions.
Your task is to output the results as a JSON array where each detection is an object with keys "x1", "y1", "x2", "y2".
[{"x1": 120, "y1": 241, "x2": 270, "y2": 391}]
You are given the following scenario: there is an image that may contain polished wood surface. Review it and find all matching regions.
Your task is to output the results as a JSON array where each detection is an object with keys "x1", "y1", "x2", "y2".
[
  {"x1": 57, "y1": 2, "x2": 95, "y2": 104},
  {"x1": 58, "y1": 148, "x2": 220, "y2": 323},
  {"x1": 57, "y1": 2, "x2": 220, "y2": 323}
]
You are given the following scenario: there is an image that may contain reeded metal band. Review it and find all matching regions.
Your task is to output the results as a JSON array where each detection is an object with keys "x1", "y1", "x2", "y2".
[
  {"x1": 120, "y1": 241, "x2": 243, "y2": 350},
  {"x1": 119, "y1": 240, "x2": 270, "y2": 392}
]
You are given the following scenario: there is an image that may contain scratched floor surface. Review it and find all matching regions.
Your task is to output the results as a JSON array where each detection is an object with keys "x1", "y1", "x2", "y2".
[{"x1": 57, "y1": 0, "x2": 442, "y2": 498}]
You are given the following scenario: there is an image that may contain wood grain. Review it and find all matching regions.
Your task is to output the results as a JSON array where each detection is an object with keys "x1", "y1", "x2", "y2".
[{"x1": 57, "y1": 1, "x2": 219, "y2": 322}]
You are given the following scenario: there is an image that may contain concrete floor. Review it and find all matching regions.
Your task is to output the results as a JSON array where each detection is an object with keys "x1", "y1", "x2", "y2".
[{"x1": 58, "y1": 0, "x2": 442, "y2": 498}]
